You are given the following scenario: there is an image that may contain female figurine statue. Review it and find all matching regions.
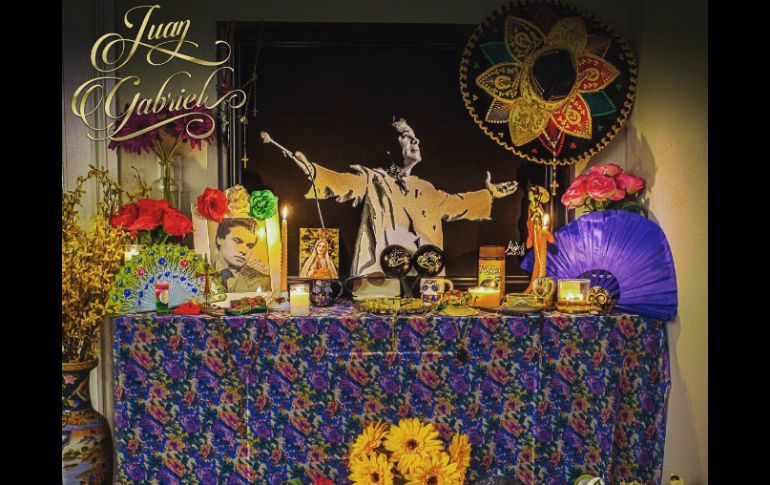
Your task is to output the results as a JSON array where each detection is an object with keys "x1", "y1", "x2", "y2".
[{"x1": 524, "y1": 185, "x2": 555, "y2": 294}]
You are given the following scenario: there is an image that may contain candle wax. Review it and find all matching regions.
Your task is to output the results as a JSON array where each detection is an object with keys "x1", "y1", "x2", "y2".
[{"x1": 290, "y1": 287, "x2": 310, "y2": 316}]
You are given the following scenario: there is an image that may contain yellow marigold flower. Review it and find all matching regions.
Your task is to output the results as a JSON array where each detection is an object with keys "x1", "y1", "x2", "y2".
[
  {"x1": 383, "y1": 418, "x2": 444, "y2": 477},
  {"x1": 350, "y1": 421, "x2": 389, "y2": 462},
  {"x1": 349, "y1": 452, "x2": 394, "y2": 485},
  {"x1": 448, "y1": 433, "x2": 471, "y2": 478},
  {"x1": 406, "y1": 452, "x2": 462, "y2": 485}
]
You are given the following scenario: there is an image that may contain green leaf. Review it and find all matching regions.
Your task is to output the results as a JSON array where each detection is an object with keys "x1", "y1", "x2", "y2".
[{"x1": 620, "y1": 201, "x2": 643, "y2": 214}]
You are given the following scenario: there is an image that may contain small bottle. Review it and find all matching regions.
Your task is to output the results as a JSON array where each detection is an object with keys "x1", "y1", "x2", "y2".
[{"x1": 155, "y1": 281, "x2": 170, "y2": 314}]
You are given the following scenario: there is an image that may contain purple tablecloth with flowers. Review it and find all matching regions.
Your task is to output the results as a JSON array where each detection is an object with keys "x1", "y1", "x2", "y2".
[{"x1": 112, "y1": 302, "x2": 670, "y2": 485}]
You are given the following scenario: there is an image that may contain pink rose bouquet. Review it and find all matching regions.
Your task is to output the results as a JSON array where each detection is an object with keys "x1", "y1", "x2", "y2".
[{"x1": 561, "y1": 163, "x2": 646, "y2": 214}]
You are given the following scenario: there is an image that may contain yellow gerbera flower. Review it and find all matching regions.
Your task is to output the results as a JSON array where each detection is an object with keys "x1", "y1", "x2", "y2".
[
  {"x1": 350, "y1": 421, "x2": 389, "y2": 462},
  {"x1": 349, "y1": 452, "x2": 394, "y2": 485},
  {"x1": 383, "y1": 418, "x2": 444, "y2": 477},
  {"x1": 405, "y1": 452, "x2": 462, "y2": 485},
  {"x1": 448, "y1": 433, "x2": 471, "y2": 478}
]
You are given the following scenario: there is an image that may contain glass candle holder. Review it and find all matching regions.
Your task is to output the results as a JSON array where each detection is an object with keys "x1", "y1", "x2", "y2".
[
  {"x1": 557, "y1": 279, "x2": 590, "y2": 305},
  {"x1": 290, "y1": 283, "x2": 311, "y2": 316},
  {"x1": 124, "y1": 244, "x2": 144, "y2": 263},
  {"x1": 468, "y1": 286, "x2": 501, "y2": 309}
]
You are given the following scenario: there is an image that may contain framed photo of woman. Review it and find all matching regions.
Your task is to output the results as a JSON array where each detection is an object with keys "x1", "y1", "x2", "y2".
[{"x1": 299, "y1": 228, "x2": 339, "y2": 280}]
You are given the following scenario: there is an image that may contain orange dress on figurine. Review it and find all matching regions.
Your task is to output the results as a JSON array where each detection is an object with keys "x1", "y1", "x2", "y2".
[{"x1": 524, "y1": 186, "x2": 555, "y2": 294}]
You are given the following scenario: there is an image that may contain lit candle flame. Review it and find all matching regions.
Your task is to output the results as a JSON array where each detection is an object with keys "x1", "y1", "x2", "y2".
[
  {"x1": 282, "y1": 206, "x2": 288, "y2": 221},
  {"x1": 542, "y1": 214, "x2": 550, "y2": 230}
]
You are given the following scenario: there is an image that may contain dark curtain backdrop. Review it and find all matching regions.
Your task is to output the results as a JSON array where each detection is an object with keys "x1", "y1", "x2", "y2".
[{"x1": 224, "y1": 22, "x2": 566, "y2": 281}]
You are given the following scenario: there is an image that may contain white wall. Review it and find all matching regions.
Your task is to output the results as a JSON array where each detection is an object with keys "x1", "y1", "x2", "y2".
[
  {"x1": 66, "y1": 0, "x2": 707, "y2": 482},
  {"x1": 629, "y1": 0, "x2": 708, "y2": 482},
  {"x1": 62, "y1": 0, "x2": 118, "y2": 428}
]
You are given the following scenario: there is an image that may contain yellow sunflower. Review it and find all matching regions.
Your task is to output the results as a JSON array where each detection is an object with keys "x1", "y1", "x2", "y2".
[
  {"x1": 383, "y1": 418, "x2": 444, "y2": 477},
  {"x1": 405, "y1": 452, "x2": 462, "y2": 485},
  {"x1": 448, "y1": 433, "x2": 471, "y2": 478},
  {"x1": 349, "y1": 452, "x2": 394, "y2": 485},
  {"x1": 350, "y1": 421, "x2": 389, "y2": 462}
]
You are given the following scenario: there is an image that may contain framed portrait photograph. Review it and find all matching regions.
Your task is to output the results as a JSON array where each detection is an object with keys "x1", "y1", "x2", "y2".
[
  {"x1": 193, "y1": 210, "x2": 282, "y2": 295},
  {"x1": 299, "y1": 228, "x2": 340, "y2": 280}
]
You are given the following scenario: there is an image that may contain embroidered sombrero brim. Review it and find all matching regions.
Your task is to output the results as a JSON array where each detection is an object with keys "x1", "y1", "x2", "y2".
[{"x1": 460, "y1": 0, "x2": 637, "y2": 165}]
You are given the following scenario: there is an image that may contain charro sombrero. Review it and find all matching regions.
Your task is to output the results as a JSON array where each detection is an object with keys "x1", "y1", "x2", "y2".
[{"x1": 460, "y1": 0, "x2": 637, "y2": 165}]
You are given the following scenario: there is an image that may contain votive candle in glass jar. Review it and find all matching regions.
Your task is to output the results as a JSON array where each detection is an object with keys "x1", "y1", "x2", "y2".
[
  {"x1": 468, "y1": 286, "x2": 501, "y2": 309},
  {"x1": 124, "y1": 244, "x2": 144, "y2": 263},
  {"x1": 557, "y1": 279, "x2": 590, "y2": 305},
  {"x1": 290, "y1": 283, "x2": 311, "y2": 316}
]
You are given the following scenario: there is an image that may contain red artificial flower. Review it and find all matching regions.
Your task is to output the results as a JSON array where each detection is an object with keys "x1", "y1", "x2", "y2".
[
  {"x1": 197, "y1": 187, "x2": 229, "y2": 222},
  {"x1": 162, "y1": 208, "x2": 193, "y2": 236},
  {"x1": 127, "y1": 199, "x2": 170, "y2": 231},
  {"x1": 615, "y1": 172, "x2": 646, "y2": 194},
  {"x1": 586, "y1": 173, "x2": 624, "y2": 202},
  {"x1": 110, "y1": 203, "x2": 139, "y2": 229},
  {"x1": 172, "y1": 301, "x2": 201, "y2": 314}
]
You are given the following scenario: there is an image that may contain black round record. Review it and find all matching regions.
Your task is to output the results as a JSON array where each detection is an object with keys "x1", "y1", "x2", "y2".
[
  {"x1": 412, "y1": 244, "x2": 445, "y2": 277},
  {"x1": 379, "y1": 244, "x2": 413, "y2": 278}
]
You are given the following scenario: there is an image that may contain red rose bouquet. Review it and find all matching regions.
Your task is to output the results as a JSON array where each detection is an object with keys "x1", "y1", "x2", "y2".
[
  {"x1": 561, "y1": 163, "x2": 646, "y2": 214},
  {"x1": 111, "y1": 198, "x2": 193, "y2": 244}
]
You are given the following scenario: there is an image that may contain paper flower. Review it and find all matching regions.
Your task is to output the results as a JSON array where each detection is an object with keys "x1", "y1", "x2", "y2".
[
  {"x1": 225, "y1": 185, "x2": 251, "y2": 217},
  {"x1": 249, "y1": 189, "x2": 278, "y2": 220},
  {"x1": 196, "y1": 187, "x2": 229, "y2": 222}
]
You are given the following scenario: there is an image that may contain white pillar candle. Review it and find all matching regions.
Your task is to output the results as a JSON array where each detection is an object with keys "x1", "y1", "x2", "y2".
[{"x1": 290, "y1": 283, "x2": 310, "y2": 316}]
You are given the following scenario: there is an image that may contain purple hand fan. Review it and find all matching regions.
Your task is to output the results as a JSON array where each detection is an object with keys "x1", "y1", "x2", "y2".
[{"x1": 521, "y1": 210, "x2": 677, "y2": 320}]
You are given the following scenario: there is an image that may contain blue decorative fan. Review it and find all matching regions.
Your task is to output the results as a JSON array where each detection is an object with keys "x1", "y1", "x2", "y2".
[
  {"x1": 109, "y1": 244, "x2": 225, "y2": 314},
  {"x1": 522, "y1": 210, "x2": 677, "y2": 320}
]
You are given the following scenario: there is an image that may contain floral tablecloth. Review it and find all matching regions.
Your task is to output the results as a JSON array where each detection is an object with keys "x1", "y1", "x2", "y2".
[{"x1": 112, "y1": 302, "x2": 670, "y2": 485}]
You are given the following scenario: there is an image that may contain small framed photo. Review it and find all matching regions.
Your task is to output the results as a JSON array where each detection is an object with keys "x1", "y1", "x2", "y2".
[{"x1": 299, "y1": 228, "x2": 340, "y2": 280}]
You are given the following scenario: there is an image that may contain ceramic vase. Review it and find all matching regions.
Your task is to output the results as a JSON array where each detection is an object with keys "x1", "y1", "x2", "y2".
[{"x1": 62, "y1": 359, "x2": 113, "y2": 484}]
